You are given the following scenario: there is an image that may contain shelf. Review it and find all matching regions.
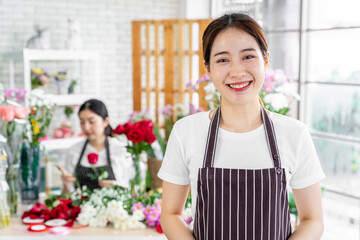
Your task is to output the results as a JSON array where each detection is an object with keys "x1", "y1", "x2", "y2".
[
  {"x1": 52, "y1": 94, "x2": 93, "y2": 106},
  {"x1": 23, "y1": 48, "x2": 100, "y2": 61},
  {"x1": 40, "y1": 136, "x2": 85, "y2": 151}
]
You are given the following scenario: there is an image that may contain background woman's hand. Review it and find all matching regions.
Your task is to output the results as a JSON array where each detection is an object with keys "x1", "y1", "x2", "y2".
[
  {"x1": 99, "y1": 179, "x2": 116, "y2": 188},
  {"x1": 58, "y1": 165, "x2": 76, "y2": 184}
]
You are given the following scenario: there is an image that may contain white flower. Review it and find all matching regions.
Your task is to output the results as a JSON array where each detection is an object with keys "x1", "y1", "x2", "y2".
[
  {"x1": 106, "y1": 208, "x2": 115, "y2": 222},
  {"x1": 135, "y1": 221, "x2": 146, "y2": 229},
  {"x1": 114, "y1": 209, "x2": 129, "y2": 222},
  {"x1": 84, "y1": 205, "x2": 96, "y2": 217},
  {"x1": 89, "y1": 217, "x2": 98, "y2": 227},
  {"x1": 275, "y1": 83, "x2": 301, "y2": 101},
  {"x1": 183, "y1": 208, "x2": 192, "y2": 219},
  {"x1": 263, "y1": 93, "x2": 288, "y2": 111},
  {"x1": 132, "y1": 210, "x2": 145, "y2": 221},
  {"x1": 97, "y1": 215, "x2": 108, "y2": 227},
  {"x1": 204, "y1": 82, "x2": 216, "y2": 94},
  {"x1": 77, "y1": 213, "x2": 90, "y2": 225},
  {"x1": 127, "y1": 217, "x2": 140, "y2": 230},
  {"x1": 108, "y1": 200, "x2": 119, "y2": 211}
]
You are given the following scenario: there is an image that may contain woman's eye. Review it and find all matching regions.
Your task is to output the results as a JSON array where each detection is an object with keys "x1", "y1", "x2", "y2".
[
  {"x1": 243, "y1": 55, "x2": 254, "y2": 60},
  {"x1": 216, "y1": 59, "x2": 228, "y2": 63}
]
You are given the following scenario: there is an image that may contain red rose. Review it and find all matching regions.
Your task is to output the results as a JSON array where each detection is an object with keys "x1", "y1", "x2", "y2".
[
  {"x1": 70, "y1": 206, "x2": 81, "y2": 220},
  {"x1": 156, "y1": 224, "x2": 163, "y2": 233},
  {"x1": 145, "y1": 132, "x2": 156, "y2": 144},
  {"x1": 40, "y1": 209, "x2": 51, "y2": 221},
  {"x1": 87, "y1": 153, "x2": 99, "y2": 165},
  {"x1": 113, "y1": 124, "x2": 126, "y2": 135},
  {"x1": 138, "y1": 120, "x2": 153, "y2": 134},
  {"x1": 123, "y1": 121, "x2": 132, "y2": 134},
  {"x1": 126, "y1": 123, "x2": 145, "y2": 143}
]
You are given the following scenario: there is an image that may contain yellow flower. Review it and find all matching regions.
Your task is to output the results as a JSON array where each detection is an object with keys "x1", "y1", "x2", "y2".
[
  {"x1": 31, "y1": 118, "x2": 40, "y2": 134},
  {"x1": 32, "y1": 68, "x2": 43, "y2": 75}
]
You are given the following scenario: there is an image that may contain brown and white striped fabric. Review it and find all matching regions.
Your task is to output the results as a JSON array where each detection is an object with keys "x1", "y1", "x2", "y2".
[
  {"x1": 193, "y1": 107, "x2": 292, "y2": 240},
  {"x1": 75, "y1": 138, "x2": 116, "y2": 191}
]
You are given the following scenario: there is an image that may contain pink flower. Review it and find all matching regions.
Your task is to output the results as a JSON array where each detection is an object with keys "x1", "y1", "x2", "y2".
[
  {"x1": 13, "y1": 106, "x2": 29, "y2": 119},
  {"x1": 146, "y1": 210, "x2": 160, "y2": 228},
  {"x1": 132, "y1": 203, "x2": 144, "y2": 213},
  {"x1": 143, "y1": 206, "x2": 154, "y2": 217},
  {"x1": 161, "y1": 104, "x2": 173, "y2": 118},
  {"x1": 184, "y1": 216, "x2": 193, "y2": 225},
  {"x1": 0, "y1": 106, "x2": 15, "y2": 122},
  {"x1": 155, "y1": 199, "x2": 162, "y2": 209}
]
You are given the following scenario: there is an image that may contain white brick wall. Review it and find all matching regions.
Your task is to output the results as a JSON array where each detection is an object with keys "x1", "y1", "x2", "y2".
[{"x1": 0, "y1": 0, "x2": 181, "y2": 128}]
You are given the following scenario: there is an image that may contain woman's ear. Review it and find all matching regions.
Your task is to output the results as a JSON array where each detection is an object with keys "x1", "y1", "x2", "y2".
[
  {"x1": 264, "y1": 51, "x2": 270, "y2": 69},
  {"x1": 104, "y1": 117, "x2": 110, "y2": 127},
  {"x1": 204, "y1": 61, "x2": 211, "y2": 79}
]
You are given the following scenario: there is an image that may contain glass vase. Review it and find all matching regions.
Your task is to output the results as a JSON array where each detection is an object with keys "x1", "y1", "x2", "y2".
[
  {"x1": 19, "y1": 143, "x2": 41, "y2": 205},
  {"x1": 131, "y1": 153, "x2": 141, "y2": 197}
]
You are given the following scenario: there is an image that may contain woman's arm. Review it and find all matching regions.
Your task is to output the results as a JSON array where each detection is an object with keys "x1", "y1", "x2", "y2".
[
  {"x1": 161, "y1": 181, "x2": 194, "y2": 240},
  {"x1": 289, "y1": 183, "x2": 324, "y2": 239}
]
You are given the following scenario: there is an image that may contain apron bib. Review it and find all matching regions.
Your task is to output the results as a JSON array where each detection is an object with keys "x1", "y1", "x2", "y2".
[
  {"x1": 193, "y1": 107, "x2": 292, "y2": 240},
  {"x1": 74, "y1": 138, "x2": 116, "y2": 191}
]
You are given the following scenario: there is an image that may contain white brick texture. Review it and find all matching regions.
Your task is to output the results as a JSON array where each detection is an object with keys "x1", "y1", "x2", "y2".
[{"x1": 0, "y1": 0, "x2": 180, "y2": 127}]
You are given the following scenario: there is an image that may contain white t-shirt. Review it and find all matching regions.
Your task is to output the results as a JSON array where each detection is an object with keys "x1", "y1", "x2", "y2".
[
  {"x1": 158, "y1": 110, "x2": 325, "y2": 219},
  {"x1": 65, "y1": 137, "x2": 134, "y2": 189}
]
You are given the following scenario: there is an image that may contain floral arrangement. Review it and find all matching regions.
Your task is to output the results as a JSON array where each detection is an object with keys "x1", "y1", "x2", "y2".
[
  {"x1": 21, "y1": 185, "x2": 192, "y2": 233},
  {"x1": 0, "y1": 88, "x2": 29, "y2": 215},
  {"x1": 260, "y1": 68, "x2": 300, "y2": 115},
  {"x1": 31, "y1": 68, "x2": 50, "y2": 89},
  {"x1": 21, "y1": 186, "x2": 90, "y2": 225},
  {"x1": 187, "y1": 74, "x2": 220, "y2": 109},
  {"x1": 53, "y1": 120, "x2": 73, "y2": 139},
  {"x1": 113, "y1": 119, "x2": 156, "y2": 196},
  {"x1": 25, "y1": 89, "x2": 56, "y2": 146}
]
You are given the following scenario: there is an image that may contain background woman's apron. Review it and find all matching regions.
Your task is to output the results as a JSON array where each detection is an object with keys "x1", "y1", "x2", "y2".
[
  {"x1": 74, "y1": 138, "x2": 116, "y2": 191},
  {"x1": 193, "y1": 107, "x2": 292, "y2": 240}
]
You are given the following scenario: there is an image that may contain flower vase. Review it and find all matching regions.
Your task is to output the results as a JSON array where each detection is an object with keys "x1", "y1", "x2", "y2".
[
  {"x1": 131, "y1": 153, "x2": 144, "y2": 197},
  {"x1": 19, "y1": 143, "x2": 41, "y2": 205},
  {"x1": 5, "y1": 167, "x2": 19, "y2": 215},
  {"x1": 1, "y1": 120, "x2": 26, "y2": 216}
]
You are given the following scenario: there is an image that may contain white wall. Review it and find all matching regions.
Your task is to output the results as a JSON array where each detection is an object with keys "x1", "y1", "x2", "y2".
[{"x1": 0, "y1": 0, "x2": 181, "y2": 127}]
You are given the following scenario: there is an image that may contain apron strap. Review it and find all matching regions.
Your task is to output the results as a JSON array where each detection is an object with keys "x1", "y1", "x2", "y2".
[
  {"x1": 75, "y1": 140, "x2": 88, "y2": 170},
  {"x1": 203, "y1": 106, "x2": 282, "y2": 169},
  {"x1": 261, "y1": 107, "x2": 282, "y2": 169},
  {"x1": 104, "y1": 137, "x2": 115, "y2": 179},
  {"x1": 203, "y1": 108, "x2": 221, "y2": 168}
]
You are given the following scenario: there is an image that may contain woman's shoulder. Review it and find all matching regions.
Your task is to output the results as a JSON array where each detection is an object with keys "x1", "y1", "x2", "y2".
[
  {"x1": 173, "y1": 110, "x2": 210, "y2": 131},
  {"x1": 269, "y1": 112, "x2": 308, "y2": 135}
]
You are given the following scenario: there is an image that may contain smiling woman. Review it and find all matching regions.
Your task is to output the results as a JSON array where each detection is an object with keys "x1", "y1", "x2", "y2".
[{"x1": 159, "y1": 13, "x2": 325, "y2": 240}]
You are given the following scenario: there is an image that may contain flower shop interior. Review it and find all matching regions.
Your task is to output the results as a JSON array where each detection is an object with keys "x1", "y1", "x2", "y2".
[{"x1": 0, "y1": 0, "x2": 359, "y2": 239}]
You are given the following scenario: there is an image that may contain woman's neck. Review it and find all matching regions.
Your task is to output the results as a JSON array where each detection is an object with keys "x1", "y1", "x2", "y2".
[
  {"x1": 88, "y1": 135, "x2": 106, "y2": 152},
  {"x1": 218, "y1": 99, "x2": 263, "y2": 133}
]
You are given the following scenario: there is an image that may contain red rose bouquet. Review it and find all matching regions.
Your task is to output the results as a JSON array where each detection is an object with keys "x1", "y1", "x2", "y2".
[{"x1": 113, "y1": 119, "x2": 156, "y2": 196}]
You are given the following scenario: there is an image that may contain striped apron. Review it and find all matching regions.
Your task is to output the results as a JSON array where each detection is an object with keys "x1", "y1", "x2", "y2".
[
  {"x1": 193, "y1": 107, "x2": 292, "y2": 240},
  {"x1": 74, "y1": 138, "x2": 116, "y2": 191}
]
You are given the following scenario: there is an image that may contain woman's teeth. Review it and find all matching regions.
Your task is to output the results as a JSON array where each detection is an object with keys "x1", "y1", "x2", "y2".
[{"x1": 229, "y1": 81, "x2": 251, "y2": 89}]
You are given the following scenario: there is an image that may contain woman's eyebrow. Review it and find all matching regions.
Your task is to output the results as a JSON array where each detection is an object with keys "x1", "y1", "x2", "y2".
[{"x1": 213, "y1": 48, "x2": 257, "y2": 57}]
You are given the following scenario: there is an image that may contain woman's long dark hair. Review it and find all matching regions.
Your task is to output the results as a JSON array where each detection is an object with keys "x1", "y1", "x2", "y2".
[{"x1": 78, "y1": 99, "x2": 113, "y2": 136}]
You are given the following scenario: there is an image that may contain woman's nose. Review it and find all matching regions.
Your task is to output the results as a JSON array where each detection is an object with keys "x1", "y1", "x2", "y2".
[{"x1": 229, "y1": 62, "x2": 246, "y2": 79}]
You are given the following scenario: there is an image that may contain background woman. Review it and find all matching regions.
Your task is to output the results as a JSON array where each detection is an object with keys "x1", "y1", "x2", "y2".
[{"x1": 60, "y1": 99, "x2": 133, "y2": 193}]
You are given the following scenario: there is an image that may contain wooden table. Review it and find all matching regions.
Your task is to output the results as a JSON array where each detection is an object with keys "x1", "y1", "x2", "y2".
[{"x1": 0, "y1": 218, "x2": 167, "y2": 239}]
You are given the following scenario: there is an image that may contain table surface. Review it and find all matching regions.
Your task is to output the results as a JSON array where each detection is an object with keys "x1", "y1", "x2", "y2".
[{"x1": 0, "y1": 218, "x2": 167, "y2": 239}]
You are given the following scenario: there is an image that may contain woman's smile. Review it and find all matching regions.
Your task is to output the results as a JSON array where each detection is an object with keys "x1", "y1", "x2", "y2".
[{"x1": 226, "y1": 80, "x2": 253, "y2": 92}]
